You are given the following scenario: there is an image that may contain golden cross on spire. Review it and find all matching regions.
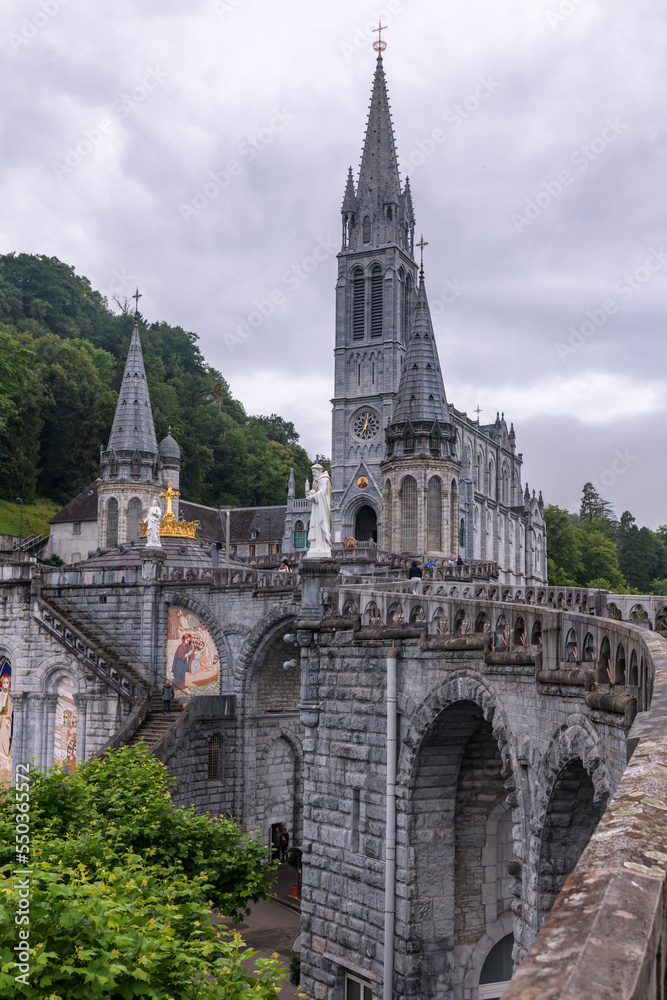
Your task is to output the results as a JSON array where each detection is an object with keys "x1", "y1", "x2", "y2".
[
  {"x1": 133, "y1": 287, "x2": 142, "y2": 318},
  {"x1": 159, "y1": 481, "x2": 180, "y2": 519},
  {"x1": 373, "y1": 19, "x2": 387, "y2": 53},
  {"x1": 416, "y1": 234, "x2": 428, "y2": 274}
]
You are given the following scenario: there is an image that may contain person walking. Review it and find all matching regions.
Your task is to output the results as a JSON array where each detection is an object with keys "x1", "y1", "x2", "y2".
[
  {"x1": 162, "y1": 679, "x2": 174, "y2": 714},
  {"x1": 408, "y1": 561, "x2": 422, "y2": 595},
  {"x1": 271, "y1": 823, "x2": 282, "y2": 860},
  {"x1": 279, "y1": 826, "x2": 290, "y2": 862}
]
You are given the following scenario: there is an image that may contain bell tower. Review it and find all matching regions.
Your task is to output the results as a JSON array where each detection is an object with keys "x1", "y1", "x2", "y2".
[{"x1": 331, "y1": 37, "x2": 418, "y2": 546}]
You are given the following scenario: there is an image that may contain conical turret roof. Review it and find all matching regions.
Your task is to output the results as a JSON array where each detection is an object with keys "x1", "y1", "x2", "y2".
[
  {"x1": 394, "y1": 271, "x2": 450, "y2": 424},
  {"x1": 358, "y1": 54, "x2": 402, "y2": 208},
  {"x1": 107, "y1": 317, "x2": 157, "y2": 453}
]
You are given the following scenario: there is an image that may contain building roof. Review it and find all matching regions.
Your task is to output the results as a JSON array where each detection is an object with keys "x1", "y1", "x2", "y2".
[
  {"x1": 82, "y1": 536, "x2": 216, "y2": 569},
  {"x1": 393, "y1": 272, "x2": 450, "y2": 424},
  {"x1": 179, "y1": 501, "x2": 226, "y2": 542},
  {"x1": 106, "y1": 318, "x2": 158, "y2": 454},
  {"x1": 228, "y1": 506, "x2": 287, "y2": 544},
  {"x1": 49, "y1": 480, "x2": 100, "y2": 524},
  {"x1": 358, "y1": 53, "x2": 402, "y2": 209}
]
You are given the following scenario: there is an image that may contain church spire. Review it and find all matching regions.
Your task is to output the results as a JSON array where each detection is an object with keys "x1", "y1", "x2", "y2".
[
  {"x1": 106, "y1": 295, "x2": 157, "y2": 455},
  {"x1": 392, "y1": 265, "x2": 450, "y2": 426},
  {"x1": 341, "y1": 51, "x2": 415, "y2": 254}
]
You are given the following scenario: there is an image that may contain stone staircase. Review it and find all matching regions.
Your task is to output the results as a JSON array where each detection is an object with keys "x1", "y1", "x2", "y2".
[{"x1": 124, "y1": 691, "x2": 186, "y2": 749}]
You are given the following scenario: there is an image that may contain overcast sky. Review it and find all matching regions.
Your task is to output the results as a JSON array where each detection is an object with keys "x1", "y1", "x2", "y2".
[{"x1": 2, "y1": 0, "x2": 666, "y2": 525}]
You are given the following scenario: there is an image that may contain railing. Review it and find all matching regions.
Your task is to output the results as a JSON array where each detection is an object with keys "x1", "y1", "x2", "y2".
[
  {"x1": 33, "y1": 597, "x2": 147, "y2": 703},
  {"x1": 503, "y1": 629, "x2": 667, "y2": 1000}
]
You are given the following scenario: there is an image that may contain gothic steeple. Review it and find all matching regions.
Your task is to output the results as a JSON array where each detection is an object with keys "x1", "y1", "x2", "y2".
[
  {"x1": 106, "y1": 312, "x2": 157, "y2": 455},
  {"x1": 341, "y1": 53, "x2": 415, "y2": 254}
]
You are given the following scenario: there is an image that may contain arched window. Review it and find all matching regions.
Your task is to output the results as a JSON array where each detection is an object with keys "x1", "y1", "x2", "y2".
[
  {"x1": 362, "y1": 215, "x2": 371, "y2": 243},
  {"x1": 403, "y1": 273, "x2": 412, "y2": 340},
  {"x1": 615, "y1": 644, "x2": 626, "y2": 685},
  {"x1": 400, "y1": 476, "x2": 417, "y2": 552},
  {"x1": 107, "y1": 498, "x2": 118, "y2": 547},
  {"x1": 370, "y1": 265, "x2": 383, "y2": 338},
  {"x1": 479, "y1": 933, "x2": 514, "y2": 999},
  {"x1": 384, "y1": 482, "x2": 393, "y2": 550},
  {"x1": 352, "y1": 268, "x2": 365, "y2": 340},
  {"x1": 126, "y1": 497, "x2": 143, "y2": 542},
  {"x1": 426, "y1": 477, "x2": 442, "y2": 551},
  {"x1": 293, "y1": 520, "x2": 306, "y2": 549},
  {"x1": 488, "y1": 459, "x2": 495, "y2": 500},
  {"x1": 629, "y1": 649, "x2": 638, "y2": 686},
  {"x1": 208, "y1": 735, "x2": 221, "y2": 781},
  {"x1": 450, "y1": 480, "x2": 458, "y2": 554}
]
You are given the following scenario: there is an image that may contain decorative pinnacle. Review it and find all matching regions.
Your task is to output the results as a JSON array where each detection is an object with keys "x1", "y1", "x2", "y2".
[
  {"x1": 132, "y1": 287, "x2": 142, "y2": 319},
  {"x1": 416, "y1": 234, "x2": 428, "y2": 276},
  {"x1": 373, "y1": 19, "x2": 387, "y2": 54}
]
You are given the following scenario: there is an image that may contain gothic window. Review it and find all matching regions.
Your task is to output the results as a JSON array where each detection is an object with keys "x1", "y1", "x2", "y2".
[
  {"x1": 403, "y1": 273, "x2": 413, "y2": 339},
  {"x1": 208, "y1": 735, "x2": 221, "y2": 781},
  {"x1": 107, "y1": 498, "x2": 118, "y2": 547},
  {"x1": 459, "y1": 517, "x2": 465, "y2": 548},
  {"x1": 126, "y1": 497, "x2": 143, "y2": 542},
  {"x1": 370, "y1": 265, "x2": 383, "y2": 338},
  {"x1": 131, "y1": 453, "x2": 141, "y2": 478},
  {"x1": 362, "y1": 215, "x2": 371, "y2": 243},
  {"x1": 352, "y1": 268, "x2": 365, "y2": 339},
  {"x1": 427, "y1": 476, "x2": 442, "y2": 551},
  {"x1": 384, "y1": 482, "x2": 392, "y2": 549},
  {"x1": 488, "y1": 458, "x2": 495, "y2": 500},
  {"x1": 400, "y1": 475, "x2": 417, "y2": 552},
  {"x1": 293, "y1": 520, "x2": 307, "y2": 549},
  {"x1": 450, "y1": 479, "x2": 458, "y2": 554}
]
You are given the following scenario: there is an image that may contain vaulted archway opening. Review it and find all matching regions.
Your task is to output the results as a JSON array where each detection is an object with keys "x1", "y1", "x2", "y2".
[
  {"x1": 409, "y1": 700, "x2": 514, "y2": 997},
  {"x1": 355, "y1": 504, "x2": 377, "y2": 543}
]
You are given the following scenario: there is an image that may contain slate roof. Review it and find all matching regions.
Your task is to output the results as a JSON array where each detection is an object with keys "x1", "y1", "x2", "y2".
[
  {"x1": 358, "y1": 54, "x2": 402, "y2": 207},
  {"x1": 81, "y1": 536, "x2": 216, "y2": 569},
  {"x1": 50, "y1": 481, "x2": 100, "y2": 524},
  {"x1": 228, "y1": 506, "x2": 287, "y2": 545},
  {"x1": 179, "y1": 501, "x2": 226, "y2": 542},
  {"x1": 106, "y1": 319, "x2": 158, "y2": 454},
  {"x1": 393, "y1": 272, "x2": 450, "y2": 424}
]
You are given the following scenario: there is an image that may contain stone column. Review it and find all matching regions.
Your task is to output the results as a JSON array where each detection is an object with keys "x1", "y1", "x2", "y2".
[{"x1": 139, "y1": 548, "x2": 167, "y2": 687}]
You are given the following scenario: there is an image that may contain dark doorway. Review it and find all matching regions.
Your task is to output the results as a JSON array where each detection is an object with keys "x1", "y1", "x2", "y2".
[{"x1": 355, "y1": 505, "x2": 377, "y2": 542}]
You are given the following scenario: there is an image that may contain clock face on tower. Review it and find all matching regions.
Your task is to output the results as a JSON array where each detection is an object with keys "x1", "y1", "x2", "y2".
[{"x1": 353, "y1": 409, "x2": 380, "y2": 441}]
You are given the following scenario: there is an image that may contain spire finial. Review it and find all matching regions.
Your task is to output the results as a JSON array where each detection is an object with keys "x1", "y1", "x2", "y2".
[
  {"x1": 416, "y1": 234, "x2": 428, "y2": 277},
  {"x1": 133, "y1": 287, "x2": 142, "y2": 320},
  {"x1": 373, "y1": 19, "x2": 387, "y2": 54}
]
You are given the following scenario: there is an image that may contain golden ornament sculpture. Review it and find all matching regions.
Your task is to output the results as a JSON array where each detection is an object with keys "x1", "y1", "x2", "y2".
[{"x1": 140, "y1": 482, "x2": 198, "y2": 540}]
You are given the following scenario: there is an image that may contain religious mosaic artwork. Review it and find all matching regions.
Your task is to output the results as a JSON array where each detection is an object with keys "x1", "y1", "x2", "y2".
[
  {"x1": 166, "y1": 608, "x2": 220, "y2": 699},
  {"x1": 0, "y1": 657, "x2": 13, "y2": 786},
  {"x1": 53, "y1": 678, "x2": 77, "y2": 773}
]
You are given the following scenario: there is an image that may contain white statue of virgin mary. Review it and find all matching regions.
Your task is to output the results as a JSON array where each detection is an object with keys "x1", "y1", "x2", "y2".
[
  {"x1": 145, "y1": 498, "x2": 163, "y2": 548},
  {"x1": 305, "y1": 463, "x2": 331, "y2": 559}
]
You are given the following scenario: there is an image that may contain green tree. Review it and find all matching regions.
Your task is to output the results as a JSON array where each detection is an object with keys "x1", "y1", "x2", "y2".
[
  {"x1": 579, "y1": 482, "x2": 615, "y2": 526},
  {"x1": 544, "y1": 505, "x2": 582, "y2": 585},
  {"x1": 578, "y1": 522, "x2": 626, "y2": 590},
  {"x1": 0, "y1": 747, "x2": 282, "y2": 999}
]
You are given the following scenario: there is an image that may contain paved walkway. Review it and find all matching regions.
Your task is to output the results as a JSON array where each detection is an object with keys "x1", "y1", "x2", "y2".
[{"x1": 220, "y1": 864, "x2": 302, "y2": 998}]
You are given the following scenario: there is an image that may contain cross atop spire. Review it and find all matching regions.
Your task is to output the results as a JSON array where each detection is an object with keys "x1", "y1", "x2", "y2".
[
  {"x1": 132, "y1": 287, "x2": 142, "y2": 318},
  {"x1": 417, "y1": 234, "x2": 428, "y2": 275},
  {"x1": 373, "y1": 19, "x2": 387, "y2": 54}
]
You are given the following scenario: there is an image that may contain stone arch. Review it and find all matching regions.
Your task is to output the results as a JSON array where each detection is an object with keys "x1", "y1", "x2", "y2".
[
  {"x1": 531, "y1": 619, "x2": 542, "y2": 645},
  {"x1": 163, "y1": 591, "x2": 233, "y2": 688},
  {"x1": 629, "y1": 649, "x2": 639, "y2": 686},
  {"x1": 563, "y1": 627, "x2": 577, "y2": 661},
  {"x1": 236, "y1": 603, "x2": 301, "y2": 685},
  {"x1": 531, "y1": 722, "x2": 611, "y2": 930},
  {"x1": 126, "y1": 496, "x2": 143, "y2": 542},
  {"x1": 513, "y1": 616, "x2": 526, "y2": 645},
  {"x1": 475, "y1": 611, "x2": 490, "y2": 633},
  {"x1": 597, "y1": 635, "x2": 611, "y2": 683},
  {"x1": 257, "y1": 728, "x2": 303, "y2": 844},
  {"x1": 399, "y1": 674, "x2": 522, "y2": 998},
  {"x1": 615, "y1": 642, "x2": 626, "y2": 685},
  {"x1": 581, "y1": 632, "x2": 595, "y2": 662}
]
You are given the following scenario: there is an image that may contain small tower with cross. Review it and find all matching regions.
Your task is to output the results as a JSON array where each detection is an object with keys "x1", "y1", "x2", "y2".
[{"x1": 97, "y1": 290, "x2": 182, "y2": 547}]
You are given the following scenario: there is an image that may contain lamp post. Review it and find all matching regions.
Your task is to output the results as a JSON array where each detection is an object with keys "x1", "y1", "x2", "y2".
[{"x1": 16, "y1": 498, "x2": 23, "y2": 563}]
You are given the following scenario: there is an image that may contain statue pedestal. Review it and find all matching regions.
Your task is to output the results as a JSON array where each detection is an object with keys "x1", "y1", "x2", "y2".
[
  {"x1": 140, "y1": 546, "x2": 166, "y2": 581},
  {"x1": 299, "y1": 557, "x2": 337, "y2": 620}
]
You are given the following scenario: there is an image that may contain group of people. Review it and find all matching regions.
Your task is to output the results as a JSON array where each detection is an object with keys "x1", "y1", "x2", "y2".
[
  {"x1": 270, "y1": 823, "x2": 290, "y2": 861},
  {"x1": 408, "y1": 555, "x2": 467, "y2": 594}
]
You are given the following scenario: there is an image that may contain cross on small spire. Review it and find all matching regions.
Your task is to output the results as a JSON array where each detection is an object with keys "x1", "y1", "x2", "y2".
[
  {"x1": 133, "y1": 287, "x2": 142, "y2": 318},
  {"x1": 474, "y1": 405, "x2": 483, "y2": 422},
  {"x1": 416, "y1": 234, "x2": 428, "y2": 275},
  {"x1": 373, "y1": 19, "x2": 387, "y2": 54}
]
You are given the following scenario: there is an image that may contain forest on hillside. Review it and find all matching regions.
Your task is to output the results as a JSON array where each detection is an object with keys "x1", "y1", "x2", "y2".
[
  {"x1": 546, "y1": 483, "x2": 667, "y2": 594},
  {"x1": 0, "y1": 253, "x2": 318, "y2": 510}
]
